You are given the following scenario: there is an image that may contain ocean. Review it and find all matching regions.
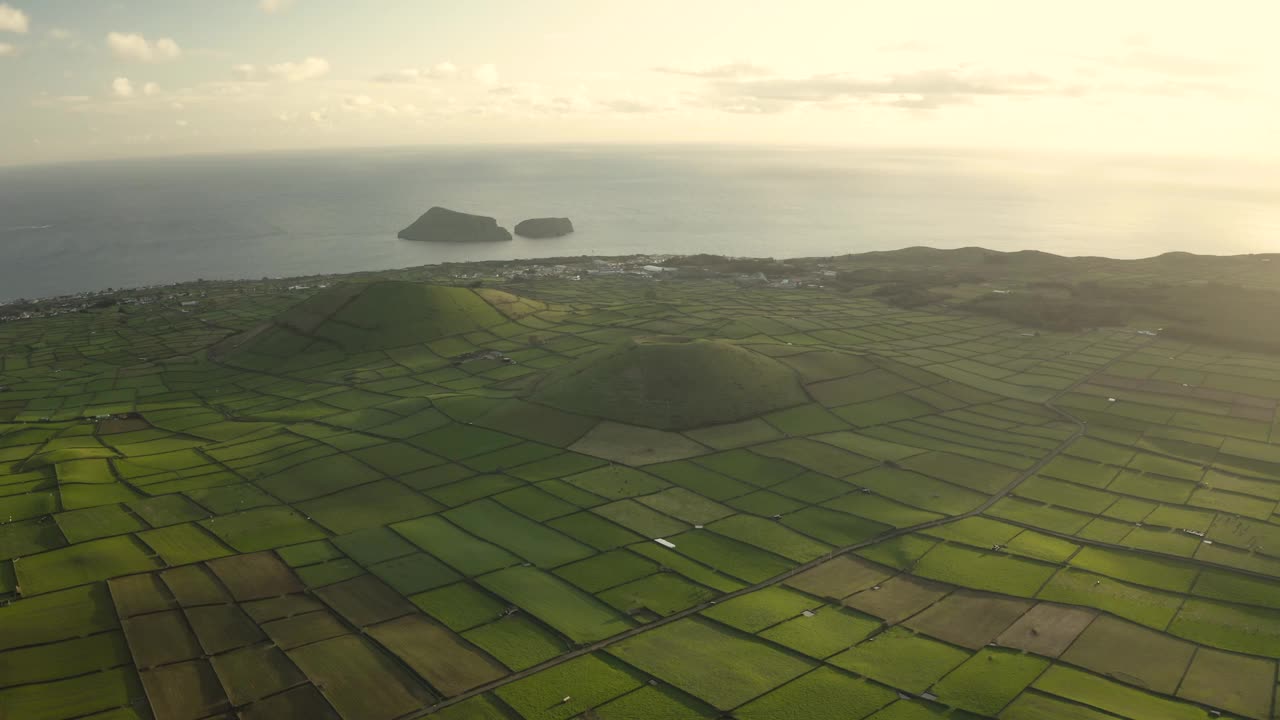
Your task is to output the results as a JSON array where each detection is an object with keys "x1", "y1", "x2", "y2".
[{"x1": 1, "y1": 145, "x2": 1278, "y2": 301}]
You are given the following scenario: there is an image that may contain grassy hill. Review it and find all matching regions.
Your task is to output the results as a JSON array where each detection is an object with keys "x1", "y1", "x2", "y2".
[
  {"x1": 214, "y1": 281, "x2": 511, "y2": 362},
  {"x1": 531, "y1": 336, "x2": 808, "y2": 430}
]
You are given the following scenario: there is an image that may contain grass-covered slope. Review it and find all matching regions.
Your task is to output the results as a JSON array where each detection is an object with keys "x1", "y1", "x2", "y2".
[
  {"x1": 215, "y1": 281, "x2": 511, "y2": 362},
  {"x1": 531, "y1": 336, "x2": 808, "y2": 430}
]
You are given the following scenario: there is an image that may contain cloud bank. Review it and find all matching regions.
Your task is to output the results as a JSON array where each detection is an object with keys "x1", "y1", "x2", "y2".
[
  {"x1": 0, "y1": 4, "x2": 28, "y2": 34},
  {"x1": 107, "y1": 32, "x2": 181, "y2": 62},
  {"x1": 267, "y1": 56, "x2": 330, "y2": 82}
]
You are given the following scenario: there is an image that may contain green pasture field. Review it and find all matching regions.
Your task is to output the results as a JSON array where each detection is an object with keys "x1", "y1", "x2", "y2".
[
  {"x1": 700, "y1": 586, "x2": 818, "y2": 633},
  {"x1": 852, "y1": 467, "x2": 987, "y2": 515},
  {"x1": 627, "y1": 543, "x2": 745, "y2": 593},
  {"x1": 1035, "y1": 568, "x2": 1185, "y2": 630},
  {"x1": 478, "y1": 565, "x2": 636, "y2": 643},
  {"x1": 554, "y1": 549, "x2": 658, "y2": 593},
  {"x1": 1032, "y1": 665, "x2": 1217, "y2": 720},
  {"x1": 759, "y1": 606, "x2": 882, "y2": 659},
  {"x1": 690, "y1": 448, "x2": 806, "y2": 488},
  {"x1": 824, "y1": 492, "x2": 944, "y2": 528},
  {"x1": 411, "y1": 581, "x2": 507, "y2": 631},
  {"x1": 592, "y1": 684, "x2": 717, "y2": 719},
  {"x1": 598, "y1": 571, "x2": 717, "y2": 616},
  {"x1": 548, "y1": 511, "x2": 644, "y2": 550},
  {"x1": 911, "y1": 542, "x2": 1057, "y2": 598},
  {"x1": 608, "y1": 617, "x2": 816, "y2": 711},
  {"x1": 780, "y1": 507, "x2": 888, "y2": 547},
  {"x1": 199, "y1": 506, "x2": 327, "y2": 552},
  {"x1": 495, "y1": 653, "x2": 643, "y2": 720},
  {"x1": 0, "y1": 666, "x2": 148, "y2": 720},
  {"x1": 16, "y1": 535, "x2": 161, "y2": 596},
  {"x1": 734, "y1": 667, "x2": 898, "y2": 720},
  {"x1": 931, "y1": 648, "x2": 1049, "y2": 716},
  {"x1": 1067, "y1": 546, "x2": 1200, "y2": 593},
  {"x1": 0, "y1": 631, "x2": 131, "y2": 688},
  {"x1": 636, "y1": 487, "x2": 734, "y2": 525},
  {"x1": 392, "y1": 514, "x2": 518, "y2": 576},
  {"x1": 495, "y1": 485, "x2": 578, "y2": 521},
  {"x1": 13, "y1": 261, "x2": 1280, "y2": 720},
  {"x1": 1168, "y1": 597, "x2": 1280, "y2": 657},
  {"x1": 462, "y1": 613, "x2": 567, "y2": 670},
  {"x1": 646, "y1": 461, "x2": 751, "y2": 501},
  {"x1": 593, "y1": 499, "x2": 689, "y2": 538},
  {"x1": 445, "y1": 499, "x2": 595, "y2": 567},
  {"x1": 330, "y1": 527, "x2": 414, "y2": 565},
  {"x1": 709, "y1": 515, "x2": 831, "y2": 562},
  {"x1": 828, "y1": 626, "x2": 971, "y2": 694},
  {"x1": 662, "y1": 530, "x2": 794, "y2": 583}
]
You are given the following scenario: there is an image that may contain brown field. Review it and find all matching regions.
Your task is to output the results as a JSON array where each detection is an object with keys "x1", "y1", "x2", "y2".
[
  {"x1": 785, "y1": 554, "x2": 895, "y2": 600},
  {"x1": 123, "y1": 609, "x2": 203, "y2": 669},
  {"x1": 904, "y1": 589, "x2": 1034, "y2": 649},
  {"x1": 1176, "y1": 647, "x2": 1276, "y2": 720},
  {"x1": 185, "y1": 604, "x2": 265, "y2": 654},
  {"x1": 207, "y1": 551, "x2": 303, "y2": 601},
  {"x1": 109, "y1": 573, "x2": 177, "y2": 618},
  {"x1": 261, "y1": 610, "x2": 350, "y2": 650},
  {"x1": 239, "y1": 684, "x2": 340, "y2": 720},
  {"x1": 843, "y1": 574, "x2": 951, "y2": 623},
  {"x1": 367, "y1": 614, "x2": 508, "y2": 696},
  {"x1": 161, "y1": 565, "x2": 232, "y2": 607},
  {"x1": 314, "y1": 574, "x2": 416, "y2": 627},
  {"x1": 287, "y1": 634, "x2": 436, "y2": 720},
  {"x1": 1060, "y1": 614, "x2": 1196, "y2": 694},
  {"x1": 995, "y1": 602, "x2": 1098, "y2": 658},
  {"x1": 140, "y1": 659, "x2": 231, "y2": 720},
  {"x1": 211, "y1": 644, "x2": 307, "y2": 706}
]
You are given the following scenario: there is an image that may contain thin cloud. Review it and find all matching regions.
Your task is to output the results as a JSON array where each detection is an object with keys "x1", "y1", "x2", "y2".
[
  {"x1": 0, "y1": 3, "x2": 28, "y2": 34},
  {"x1": 373, "y1": 61, "x2": 458, "y2": 83},
  {"x1": 267, "y1": 56, "x2": 330, "y2": 82},
  {"x1": 0, "y1": 41, "x2": 15, "y2": 56},
  {"x1": 473, "y1": 63, "x2": 499, "y2": 86},
  {"x1": 260, "y1": 0, "x2": 296, "y2": 14},
  {"x1": 653, "y1": 61, "x2": 772, "y2": 79},
  {"x1": 112, "y1": 77, "x2": 135, "y2": 98},
  {"x1": 880, "y1": 40, "x2": 931, "y2": 53},
  {"x1": 696, "y1": 67, "x2": 1057, "y2": 112},
  {"x1": 107, "y1": 32, "x2": 181, "y2": 62},
  {"x1": 1105, "y1": 48, "x2": 1239, "y2": 78}
]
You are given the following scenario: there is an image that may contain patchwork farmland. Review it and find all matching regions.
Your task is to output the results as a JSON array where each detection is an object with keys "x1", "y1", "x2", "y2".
[{"x1": 5, "y1": 250, "x2": 1280, "y2": 719}]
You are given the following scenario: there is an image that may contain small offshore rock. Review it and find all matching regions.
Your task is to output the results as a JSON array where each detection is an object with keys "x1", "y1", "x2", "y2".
[
  {"x1": 514, "y1": 217, "x2": 574, "y2": 238},
  {"x1": 398, "y1": 207, "x2": 512, "y2": 243}
]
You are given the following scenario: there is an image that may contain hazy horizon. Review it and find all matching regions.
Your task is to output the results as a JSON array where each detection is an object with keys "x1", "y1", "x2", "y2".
[
  {"x1": 2, "y1": 1, "x2": 1280, "y2": 167},
  {"x1": 4, "y1": 144, "x2": 1279, "y2": 301}
]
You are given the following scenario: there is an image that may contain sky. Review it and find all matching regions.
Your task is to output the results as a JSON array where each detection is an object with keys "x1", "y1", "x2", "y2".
[{"x1": 1, "y1": 0, "x2": 1278, "y2": 166}]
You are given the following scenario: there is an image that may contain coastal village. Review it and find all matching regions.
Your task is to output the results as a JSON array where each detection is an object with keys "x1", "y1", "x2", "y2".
[{"x1": 0, "y1": 254, "x2": 838, "y2": 325}]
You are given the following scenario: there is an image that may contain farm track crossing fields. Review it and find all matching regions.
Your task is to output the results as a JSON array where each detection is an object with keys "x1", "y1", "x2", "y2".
[{"x1": 7, "y1": 259, "x2": 1280, "y2": 719}]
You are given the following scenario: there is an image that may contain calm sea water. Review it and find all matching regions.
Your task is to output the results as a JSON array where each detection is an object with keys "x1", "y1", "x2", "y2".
[{"x1": 1, "y1": 145, "x2": 1278, "y2": 301}]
